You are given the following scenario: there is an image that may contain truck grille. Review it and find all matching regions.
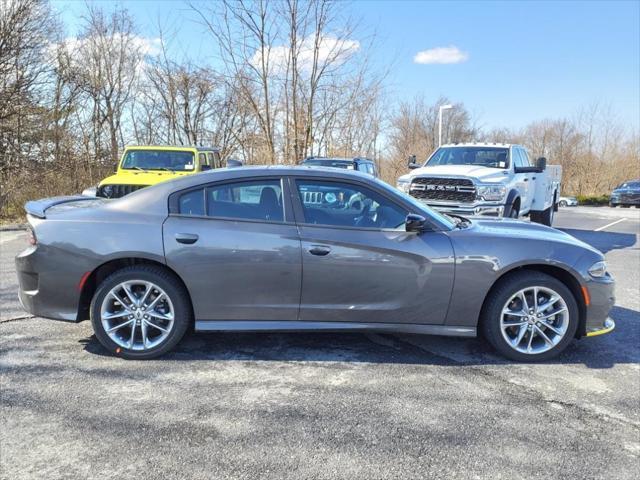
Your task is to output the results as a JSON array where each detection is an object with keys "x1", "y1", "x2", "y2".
[
  {"x1": 410, "y1": 177, "x2": 476, "y2": 203},
  {"x1": 97, "y1": 184, "x2": 148, "y2": 199},
  {"x1": 302, "y1": 191, "x2": 324, "y2": 204}
]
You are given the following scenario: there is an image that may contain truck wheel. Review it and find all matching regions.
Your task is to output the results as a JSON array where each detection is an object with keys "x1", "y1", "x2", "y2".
[
  {"x1": 609, "y1": 202, "x2": 617, "y2": 208},
  {"x1": 506, "y1": 203, "x2": 519, "y2": 219},
  {"x1": 530, "y1": 206, "x2": 554, "y2": 226}
]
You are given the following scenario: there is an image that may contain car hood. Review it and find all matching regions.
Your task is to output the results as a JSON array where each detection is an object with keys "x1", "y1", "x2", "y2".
[
  {"x1": 402, "y1": 165, "x2": 509, "y2": 183},
  {"x1": 461, "y1": 217, "x2": 601, "y2": 255},
  {"x1": 612, "y1": 188, "x2": 640, "y2": 194},
  {"x1": 99, "y1": 170, "x2": 193, "y2": 186}
]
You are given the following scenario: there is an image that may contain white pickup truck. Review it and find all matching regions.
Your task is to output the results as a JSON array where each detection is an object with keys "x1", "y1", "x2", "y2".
[{"x1": 396, "y1": 143, "x2": 562, "y2": 226}]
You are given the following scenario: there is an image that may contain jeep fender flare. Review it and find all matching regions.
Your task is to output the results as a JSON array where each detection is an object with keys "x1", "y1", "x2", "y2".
[{"x1": 503, "y1": 190, "x2": 520, "y2": 217}]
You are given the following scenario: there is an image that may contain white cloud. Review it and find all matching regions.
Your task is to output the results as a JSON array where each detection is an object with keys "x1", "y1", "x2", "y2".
[
  {"x1": 413, "y1": 46, "x2": 468, "y2": 65},
  {"x1": 251, "y1": 34, "x2": 360, "y2": 75},
  {"x1": 53, "y1": 34, "x2": 162, "y2": 59}
]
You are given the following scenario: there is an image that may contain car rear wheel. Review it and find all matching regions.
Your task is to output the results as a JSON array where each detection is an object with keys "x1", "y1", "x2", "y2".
[
  {"x1": 481, "y1": 271, "x2": 578, "y2": 362},
  {"x1": 90, "y1": 265, "x2": 191, "y2": 359},
  {"x1": 559, "y1": 200, "x2": 567, "y2": 207}
]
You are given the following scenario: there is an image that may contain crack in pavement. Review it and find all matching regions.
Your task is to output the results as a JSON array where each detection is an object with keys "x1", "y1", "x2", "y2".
[{"x1": 0, "y1": 314, "x2": 35, "y2": 324}]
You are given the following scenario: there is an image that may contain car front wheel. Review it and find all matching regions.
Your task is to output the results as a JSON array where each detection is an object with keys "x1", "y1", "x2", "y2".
[
  {"x1": 481, "y1": 271, "x2": 578, "y2": 362},
  {"x1": 90, "y1": 265, "x2": 192, "y2": 359}
]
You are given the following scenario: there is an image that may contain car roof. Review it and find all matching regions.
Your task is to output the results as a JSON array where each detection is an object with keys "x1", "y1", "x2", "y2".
[
  {"x1": 440, "y1": 142, "x2": 518, "y2": 148},
  {"x1": 303, "y1": 156, "x2": 374, "y2": 163}
]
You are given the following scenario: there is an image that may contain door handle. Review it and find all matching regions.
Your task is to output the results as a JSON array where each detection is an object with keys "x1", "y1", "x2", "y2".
[
  {"x1": 175, "y1": 233, "x2": 199, "y2": 245},
  {"x1": 308, "y1": 245, "x2": 331, "y2": 256},
  {"x1": 523, "y1": 178, "x2": 529, "y2": 182}
]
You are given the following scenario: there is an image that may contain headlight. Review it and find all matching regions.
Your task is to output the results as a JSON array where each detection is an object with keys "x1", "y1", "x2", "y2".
[
  {"x1": 476, "y1": 184, "x2": 506, "y2": 201},
  {"x1": 588, "y1": 260, "x2": 608, "y2": 278},
  {"x1": 396, "y1": 179, "x2": 411, "y2": 193},
  {"x1": 101, "y1": 185, "x2": 114, "y2": 198}
]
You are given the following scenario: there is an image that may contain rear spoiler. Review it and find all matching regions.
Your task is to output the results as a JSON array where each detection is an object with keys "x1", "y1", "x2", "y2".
[{"x1": 25, "y1": 196, "x2": 103, "y2": 219}]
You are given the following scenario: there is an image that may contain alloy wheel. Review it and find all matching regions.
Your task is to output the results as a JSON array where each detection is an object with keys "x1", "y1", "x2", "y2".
[
  {"x1": 499, "y1": 286, "x2": 569, "y2": 355},
  {"x1": 100, "y1": 280, "x2": 175, "y2": 351}
]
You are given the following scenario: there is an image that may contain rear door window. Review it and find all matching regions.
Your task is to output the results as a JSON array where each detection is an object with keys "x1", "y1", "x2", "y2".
[
  {"x1": 207, "y1": 180, "x2": 284, "y2": 222},
  {"x1": 177, "y1": 180, "x2": 284, "y2": 222}
]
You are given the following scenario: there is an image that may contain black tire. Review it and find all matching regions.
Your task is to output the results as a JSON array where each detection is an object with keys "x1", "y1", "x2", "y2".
[
  {"x1": 609, "y1": 202, "x2": 617, "y2": 208},
  {"x1": 480, "y1": 271, "x2": 579, "y2": 362},
  {"x1": 530, "y1": 205, "x2": 554, "y2": 226},
  {"x1": 621, "y1": 204, "x2": 631, "y2": 208},
  {"x1": 506, "y1": 203, "x2": 519, "y2": 219},
  {"x1": 559, "y1": 200, "x2": 567, "y2": 207},
  {"x1": 90, "y1": 265, "x2": 192, "y2": 359}
]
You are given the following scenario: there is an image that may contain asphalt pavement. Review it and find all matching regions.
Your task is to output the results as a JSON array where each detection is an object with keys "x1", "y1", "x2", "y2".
[{"x1": 1, "y1": 206, "x2": 639, "y2": 480}]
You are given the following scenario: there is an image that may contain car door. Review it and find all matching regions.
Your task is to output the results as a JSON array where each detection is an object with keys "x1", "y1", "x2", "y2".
[
  {"x1": 163, "y1": 177, "x2": 302, "y2": 321},
  {"x1": 512, "y1": 148, "x2": 532, "y2": 213},
  {"x1": 290, "y1": 177, "x2": 455, "y2": 325}
]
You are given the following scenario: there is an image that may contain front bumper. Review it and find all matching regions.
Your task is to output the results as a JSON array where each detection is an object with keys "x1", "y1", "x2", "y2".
[
  {"x1": 429, "y1": 203, "x2": 505, "y2": 217},
  {"x1": 610, "y1": 195, "x2": 640, "y2": 205},
  {"x1": 585, "y1": 317, "x2": 615, "y2": 337},
  {"x1": 581, "y1": 274, "x2": 616, "y2": 338}
]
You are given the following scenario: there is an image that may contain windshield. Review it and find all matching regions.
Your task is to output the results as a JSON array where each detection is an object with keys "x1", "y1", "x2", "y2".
[
  {"x1": 426, "y1": 147, "x2": 509, "y2": 169},
  {"x1": 616, "y1": 181, "x2": 640, "y2": 189},
  {"x1": 302, "y1": 159, "x2": 354, "y2": 169},
  {"x1": 121, "y1": 150, "x2": 196, "y2": 172}
]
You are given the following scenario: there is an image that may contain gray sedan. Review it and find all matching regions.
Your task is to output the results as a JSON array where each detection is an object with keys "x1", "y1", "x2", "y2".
[{"x1": 15, "y1": 166, "x2": 615, "y2": 361}]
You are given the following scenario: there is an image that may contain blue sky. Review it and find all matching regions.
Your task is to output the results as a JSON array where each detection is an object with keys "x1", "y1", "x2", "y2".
[{"x1": 53, "y1": 0, "x2": 640, "y2": 131}]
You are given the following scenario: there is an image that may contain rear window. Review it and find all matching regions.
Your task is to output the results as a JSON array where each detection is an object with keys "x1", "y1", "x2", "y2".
[
  {"x1": 177, "y1": 180, "x2": 284, "y2": 222},
  {"x1": 302, "y1": 159, "x2": 354, "y2": 169}
]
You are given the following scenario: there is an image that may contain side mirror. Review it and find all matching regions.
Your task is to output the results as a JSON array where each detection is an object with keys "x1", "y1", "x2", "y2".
[
  {"x1": 200, "y1": 164, "x2": 212, "y2": 171},
  {"x1": 226, "y1": 158, "x2": 243, "y2": 168},
  {"x1": 405, "y1": 213, "x2": 427, "y2": 232},
  {"x1": 536, "y1": 157, "x2": 547, "y2": 172},
  {"x1": 407, "y1": 155, "x2": 420, "y2": 169}
]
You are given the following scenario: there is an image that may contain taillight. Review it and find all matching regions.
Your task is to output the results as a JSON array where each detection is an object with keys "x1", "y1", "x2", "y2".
[{"x1": 27, "y1": 228, "x2": 37, "y2": 246}]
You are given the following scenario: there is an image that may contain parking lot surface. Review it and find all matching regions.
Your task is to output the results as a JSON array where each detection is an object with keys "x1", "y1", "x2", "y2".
[{"x1": 1, "y1": 206, "x2": 639, "y2": 479}]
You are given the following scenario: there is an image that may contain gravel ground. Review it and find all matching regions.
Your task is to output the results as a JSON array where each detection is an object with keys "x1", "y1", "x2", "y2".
[{"x1": 1, "y1": 206, "x2": 638, "y2": 480}]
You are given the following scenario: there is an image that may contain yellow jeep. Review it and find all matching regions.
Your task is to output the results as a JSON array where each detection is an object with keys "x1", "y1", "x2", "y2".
[{"x1": 94, "y1": 146, "x2": 222, "y2": 198}]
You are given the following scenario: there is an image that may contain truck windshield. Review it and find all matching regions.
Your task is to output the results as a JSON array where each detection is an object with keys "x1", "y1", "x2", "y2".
[
  {"x1": 121, "y1": 150, "x2": 196, "y2": 172},
  {"x1": 426, "y1": 147, "x2": 509, "y2": 169}
]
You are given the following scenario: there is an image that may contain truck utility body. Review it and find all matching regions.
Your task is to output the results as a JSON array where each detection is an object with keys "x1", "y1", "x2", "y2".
[{"x1": 397, "y1": 143, "x2": 562, "y2": 226}]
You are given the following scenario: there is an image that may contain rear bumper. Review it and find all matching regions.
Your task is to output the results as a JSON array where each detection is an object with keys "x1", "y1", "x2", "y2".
[{"x1": 15, "y1": 245, "x2": 83, "y2": 322}]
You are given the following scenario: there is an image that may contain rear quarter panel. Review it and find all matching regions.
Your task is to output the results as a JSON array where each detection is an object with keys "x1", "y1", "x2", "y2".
[{"x1": 18, "y1": 202, "x2": 167, "y2": 321}]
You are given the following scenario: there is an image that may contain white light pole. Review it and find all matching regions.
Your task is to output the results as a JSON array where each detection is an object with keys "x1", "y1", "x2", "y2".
[{"x1": 438, "y1": 104, "x2": 453, "y2": 147}]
